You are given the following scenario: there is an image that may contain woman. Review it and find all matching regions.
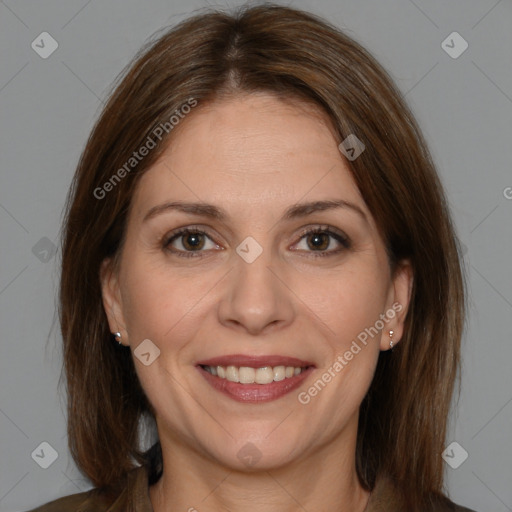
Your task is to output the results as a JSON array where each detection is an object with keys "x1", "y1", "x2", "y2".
[{"x1": 28, "y1": 4, "x2": 475, "y2": 511}]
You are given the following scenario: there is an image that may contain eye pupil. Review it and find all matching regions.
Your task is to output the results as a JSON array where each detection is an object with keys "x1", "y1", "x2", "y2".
[
  {"x1": 183, "y1": 233, "x2": 204, "y2": 250},
  {"x1": 308, "y1": 233, "x2": 329, "y2": 250}
]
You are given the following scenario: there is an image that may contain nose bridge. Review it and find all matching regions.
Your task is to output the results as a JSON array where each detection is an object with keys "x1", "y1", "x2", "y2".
[{"x1": 217, "y1": 236, "x2": 294, "y2": 334}]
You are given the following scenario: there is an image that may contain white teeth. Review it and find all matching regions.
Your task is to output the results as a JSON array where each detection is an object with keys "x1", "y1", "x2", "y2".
[
  {"x1": 255, "y1": 367, "x2": 274, "y2": 384},
  {"x1": 273, "y1": 365, "x2": 285, "y2": 381},
  {"x1": 226, "y1": 365, "x2": 239, "y2": 382},
  {"x1": 203, "y1": 364, "x2": 306, "y2": 384},
  {"x1": 239, "y1": 367, "x2": 255, "y2": 384}
]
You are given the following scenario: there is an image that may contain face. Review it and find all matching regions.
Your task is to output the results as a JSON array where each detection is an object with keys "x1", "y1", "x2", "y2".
[{"x1": 101, "y1": 92, "x2": 412, "y2": 472}]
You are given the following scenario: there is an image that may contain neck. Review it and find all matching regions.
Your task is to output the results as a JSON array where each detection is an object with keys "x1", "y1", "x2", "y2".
[{"x1": 149, "y1": 429, "x2": 371, "y2": 512}]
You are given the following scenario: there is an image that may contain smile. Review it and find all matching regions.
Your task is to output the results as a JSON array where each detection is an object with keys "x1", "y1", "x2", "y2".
[
  {"x1": 201, "y1": 364, "x2": 305, "y2": 384},
  {"x1": 196, "y1": 355, "x2": 315, "y2": 402}
]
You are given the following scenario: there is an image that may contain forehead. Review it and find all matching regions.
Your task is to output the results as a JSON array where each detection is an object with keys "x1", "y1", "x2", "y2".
[{"x1": 131, "y1": 93, "x2": 366, "y2": 220}]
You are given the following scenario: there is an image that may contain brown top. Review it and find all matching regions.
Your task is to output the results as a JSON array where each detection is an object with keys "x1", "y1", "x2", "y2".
[{"x1": 26, "y1": 458, "x2": 477, "y2": 512}]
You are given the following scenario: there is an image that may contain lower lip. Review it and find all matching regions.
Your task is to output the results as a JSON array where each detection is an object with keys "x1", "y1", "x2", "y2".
[{"x1": 197, "y1": 366, "x2": 314, "y2": 403}]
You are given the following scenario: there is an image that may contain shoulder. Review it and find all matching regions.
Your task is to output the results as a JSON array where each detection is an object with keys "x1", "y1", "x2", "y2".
[
  {"x1": 428, "y1": 496, "x2": 478, "y2": 512},
  {"x1": 425, "y1": 487, "x2": 477, "y2": 512},
  {"x1": 23, "y1": 462, "x2": 150, "y2": 512},
  {"x1": 23, "y1": 487, "x2": 115, "y2": 512},
  {"x1": 431, "y1": 496, "x2": 477, "y2": 512},
  {"x1": 369, "y1": 474, "x2": 478, "y2": 512}
]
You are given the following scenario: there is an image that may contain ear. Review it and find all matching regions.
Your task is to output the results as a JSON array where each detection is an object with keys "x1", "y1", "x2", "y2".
[
  {"x1": 100, "y1": 257, "x2": 128, "y2": 346},
  {"x1": 380, "y1": 259, "x2": 413, "y2": 351}
]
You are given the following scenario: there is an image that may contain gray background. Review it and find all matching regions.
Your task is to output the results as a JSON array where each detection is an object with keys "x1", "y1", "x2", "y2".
[{"x1": 0, "y1": 0, "x2": 511, "y2": 511}]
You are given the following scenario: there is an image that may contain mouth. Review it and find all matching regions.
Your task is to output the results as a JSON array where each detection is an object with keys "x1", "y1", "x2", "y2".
[{"x1": 196, "y1": 355, "x2": 315, "y2": 403}]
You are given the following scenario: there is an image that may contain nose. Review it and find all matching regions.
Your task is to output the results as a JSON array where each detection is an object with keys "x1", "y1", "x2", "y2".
[{"x1": 217, "y1": 244, "x2": 295, "y2": 336}]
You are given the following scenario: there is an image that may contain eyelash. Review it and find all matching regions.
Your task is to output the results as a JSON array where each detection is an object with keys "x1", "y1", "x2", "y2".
[{"x1": 163, "y1": 225, "x2": 351, "y2": 259}]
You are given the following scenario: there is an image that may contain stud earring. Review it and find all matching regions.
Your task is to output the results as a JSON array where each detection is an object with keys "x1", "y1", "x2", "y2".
[
  {"x1": 113, "y1": 332, "x2": 122, "y2": 345},
  {"x1": 389, "y1": 330, "x2": 394, "y2": 349}
]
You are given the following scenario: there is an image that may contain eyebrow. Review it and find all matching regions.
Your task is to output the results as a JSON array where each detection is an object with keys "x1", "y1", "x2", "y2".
[{"x1": 142, "y1": 199, "x2": 368, "y2": 224}]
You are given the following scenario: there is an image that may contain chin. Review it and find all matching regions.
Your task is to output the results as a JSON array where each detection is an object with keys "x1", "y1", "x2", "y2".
[{"x1": 198, "y1": 434, "x2": 307, "y2": 472}]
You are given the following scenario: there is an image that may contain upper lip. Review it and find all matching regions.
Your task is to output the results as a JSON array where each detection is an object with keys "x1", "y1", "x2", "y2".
[{"x1": 197, "y1": 354, "x2": 315, "y2": 368}]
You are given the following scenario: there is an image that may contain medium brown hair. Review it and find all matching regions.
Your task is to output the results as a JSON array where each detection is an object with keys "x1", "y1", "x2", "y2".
[{"x1": 59, "y1": 3, "x2": 465, "y2": 508}]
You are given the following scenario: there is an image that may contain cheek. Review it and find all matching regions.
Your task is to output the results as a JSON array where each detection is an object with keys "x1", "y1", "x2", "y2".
[
  {"x1": 299, "y1": 265, "x2": 387, "y2": 423},
  {"x1": 296, "y1": 262, "x2": 390, "y2": 345},
  {"x1": 120, "y1": 255, "x2": 216, "y2": 348}
]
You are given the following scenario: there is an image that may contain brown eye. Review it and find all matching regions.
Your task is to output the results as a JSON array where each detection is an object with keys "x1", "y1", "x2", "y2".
[
  {"x1": 306, "y1": 232, "x2": 330, "y2": 251},
  {"x1": 292, "y1": 226, "x2": 351, "y2": 257},
  {"x1": 164, "y1": 227, "x2": 220, "y2": 258},
  {"x1": 181, "y1": 232, "x2": 206, "y2": 251}
]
